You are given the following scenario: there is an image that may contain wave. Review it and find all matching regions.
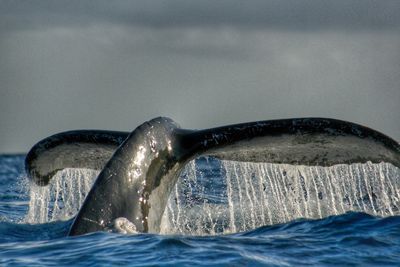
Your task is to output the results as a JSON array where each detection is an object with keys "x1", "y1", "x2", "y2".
[{"x1": 1, "y1": 212, "x2": 399, "y2": 266}]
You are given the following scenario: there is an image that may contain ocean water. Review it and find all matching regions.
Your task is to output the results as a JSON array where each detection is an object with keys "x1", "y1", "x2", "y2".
[{"x1": 1, "y1": 155, "x2": 400, "y2": 266}]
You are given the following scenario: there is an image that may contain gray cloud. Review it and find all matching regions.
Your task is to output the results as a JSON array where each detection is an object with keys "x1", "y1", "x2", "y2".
[
  {"x1": 1, "y1": 0, "x2": 400, "y2": 32},
  {"x1": 0, "y1": 1, "x2": 399, "y2": 153}
]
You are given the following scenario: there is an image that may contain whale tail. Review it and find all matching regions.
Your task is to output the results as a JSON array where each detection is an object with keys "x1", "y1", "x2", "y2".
[{"x1": 25, "y1": 117, "x2": 400, "y2": 235}]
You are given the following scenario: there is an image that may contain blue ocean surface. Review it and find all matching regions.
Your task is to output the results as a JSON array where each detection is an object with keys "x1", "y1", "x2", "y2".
[{"x1": 1, "y1": 155, "x2": 400, "y2": 266}]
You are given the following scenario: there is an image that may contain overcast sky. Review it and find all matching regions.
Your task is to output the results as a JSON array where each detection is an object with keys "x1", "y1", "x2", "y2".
[{"x1": 1, "y1": 0, "x2": 399, "y2": 153}]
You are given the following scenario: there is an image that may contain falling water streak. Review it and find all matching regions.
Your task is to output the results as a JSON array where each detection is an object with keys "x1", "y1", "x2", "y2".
[
  {"x1": 174, "y1": 184, "x2": 181, "y2": 227},
  {"x1": 356, "y1": 166, "x2": 367, "y2": 214},
  {"x1": 243, "y1": 163, "x2": 256, "y2": 229},
  {"x1": 260, "y1": 164, "x2": 273, "y2": 225},
  {"x1": 24, "y1": 159, "x2": 400, "y2": 237},
  {"x1": 349, "y1": 166, "x2": 361, "y2": 211},
  {"x1": 374, "y1": 163, "x2": 390, "y2": 216},
  {"x1": 166, "y1": 201, "x2": 175, "y2": 232},
  {"x1": 378, "y1": 164, "x2": 394, "y2": 215},
  {"x1": 296, "y1": 169, "x2": 309, "y2": 218},
  {"x1": 233, "y1": 162, "x2": 246, "y2": 231},
  {"x1": 310, "y1": 168, "x2": 322, "y2": 219},
  {"x1": 268, "y1": 164, "x2": 289, "y2": 222},
  {"x1": 383, "y1": 164, "x2": 399, "y2": 212},
  {"x1": 276, "y1": 166, "x2": 293, "y2": 221},
  {"x1": 25, "y1": 168, "x2": 98, "y2": 223},
  {"x1": 393, "y1": 164, "x2": 400, "y2": 205},
  {"x1": 312, "y1": 166, "x2": 330, "y2": 217},
  {"x1": 257, "y1": 164, "x2": 268, "y2": 225},
  {"x1": 385, "y1": 163, "x2": 399, "y2": 212},
  {"x1": 77, "y1": 171, "x2": 82, "y2": 210},
  {"x1": 390, "y1": 164, "x2": 400, "y2": 205},
  {"x1": 303, "y1": 168, "x2": 313, "y2": 217},
  {"x1": 207, "y1": 211, "x2": 215, "y2": 235},
  {"x1": 370, "y1": 164, "x2": 384, "y2": 216},
  {"x1": 303, "y1": 168, "x2": 312, "y2": 218},
  {"x1": 290, "y1": 169, "x2": 302, "y2": 218},
  {"x1": 53, "y1": 179, "x2": 60, "y2": 219},
  {"x1": 197, "y1": 162, "x2": 208, "y2": 234},
  {"x1": 174, "y1": 160, "x2": 398, "y2": 235},
  {"x1": 393, "y1": 166, "x2": 400, "y2": 205},
  {"x1": 331, "y1": 167, "x2": 346, "y2": 214},
  {"x1": 360, "y1": 164, "x2": 377, "y2": 214},
  {"x1": 323, "y1": 168, "x2": 339, "y2": 215},
  {"x1": 345, "y1": 166, "x2": 356, "y2": 211},
  {"x1": 264, "y1": 164, "x2": 281, "y2": 221},
  {"x1": 225, "y1": 161, "x2": 236, "y2": 233},
  {"x1": 339, "y1": 166, "x2": 354, "y2": 212},
  {"x1": 247, "y1": 164, "x2": 263, "y2": 226}
]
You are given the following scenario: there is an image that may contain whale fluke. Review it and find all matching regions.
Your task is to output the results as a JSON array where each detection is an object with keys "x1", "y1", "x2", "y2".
[
  {"x1": 25, "y1": 117, "x2": 400, "y2": 236},
  {"x1": 25, "y1": 130, "x2": 129, "y2": 185}
]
